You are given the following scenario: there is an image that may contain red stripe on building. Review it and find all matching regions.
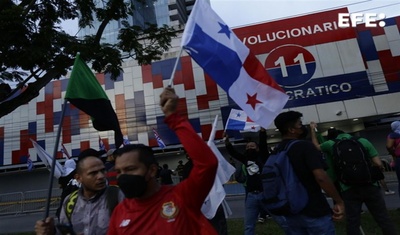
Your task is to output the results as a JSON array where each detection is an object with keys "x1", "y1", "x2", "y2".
[{"x1": 142, "y1": 64, "x2": 153, "y2": 83}]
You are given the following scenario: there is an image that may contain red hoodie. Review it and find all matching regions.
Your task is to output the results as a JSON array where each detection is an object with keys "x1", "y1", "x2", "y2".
[{"x1": 107, "y1": 113, "x2": 218, "y2": 235}]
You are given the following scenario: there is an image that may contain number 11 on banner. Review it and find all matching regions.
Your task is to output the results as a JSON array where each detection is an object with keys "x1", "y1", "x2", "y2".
[
  {"x1": 265, "y1": 45, "x2": 316, "y2": 88},
  {"x1": 275, "y1": 53, "x2": 308, "y2": 77}
]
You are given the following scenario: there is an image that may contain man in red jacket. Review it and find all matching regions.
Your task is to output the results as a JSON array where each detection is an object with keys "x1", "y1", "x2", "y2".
[{"x1": 107, "y1": 87, "x2": 219, "y2": 235}]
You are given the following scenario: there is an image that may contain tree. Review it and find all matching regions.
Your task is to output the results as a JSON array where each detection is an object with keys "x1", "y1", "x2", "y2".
[{"x1": 0, "y1": 0, "x2": 177, "y2": 118}]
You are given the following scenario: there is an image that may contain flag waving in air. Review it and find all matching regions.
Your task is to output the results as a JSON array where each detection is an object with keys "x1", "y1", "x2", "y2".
[
  {"x1": 99, "y1": 136, "x2": 106, "y2": 151},
  {"x1": 27, "y1": 155, "x2": 34, "y2": 171},
  {"x1": 123, "y1": 135, "x2": 131, "y2": 146},
  {"x1": 152, "y1": 128, "x2": 166, "y2": 149},
  {"x1": 203, "y1": 115, "x2": 235, "y2": 219},
  {"x1": 181, "y1": 0, "x2": 289, "y2": 128},
  {"x1": 65, "y1": 54, "x2": 123, "y2": 148},
  {"x1": 60, "y1": 143, "x2": 71, "y2": 159},
  {"x1": 31, "y1": 139, "x2": 63, "y2": 178},
  {"x1": 225, "y1": 108, "x2": 260, "y2": 132}
]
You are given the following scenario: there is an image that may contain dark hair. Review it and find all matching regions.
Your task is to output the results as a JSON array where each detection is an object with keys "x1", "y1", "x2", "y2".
[
  {"x1": 76, "y1": 148, "x2": 103, "y2": 173},
  {"x1": 114, "y1": 144, "x2": 157, "y2": 167},
  {"x1": 274, "y1": 111, "x2": 303, "y2": 135},
  {"x1": 78, "y1": 148, "x2": 102, "y2": 160},
  {"x1": 247, "y1": 141, "x2": 258, "y2": 147},
  {"x1": 326, "y1": 128, "x2": 344, "y2": 140}
]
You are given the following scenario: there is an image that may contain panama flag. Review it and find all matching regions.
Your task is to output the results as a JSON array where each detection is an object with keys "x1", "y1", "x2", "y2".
[
  {"x1": 181, "y1": 0, "x2": 289, "y2": 129},
  {"x1": 226, "y1": 108, "x2": 260, "y2": 132},
  {"x1": 152, "y1": 128, "x2": 166, "y2": 149}
]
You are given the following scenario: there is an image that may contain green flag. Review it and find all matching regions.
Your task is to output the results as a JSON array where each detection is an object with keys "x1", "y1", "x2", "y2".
[{"x1": 65, "y1": 54, "x2": 123, "y2": 148}]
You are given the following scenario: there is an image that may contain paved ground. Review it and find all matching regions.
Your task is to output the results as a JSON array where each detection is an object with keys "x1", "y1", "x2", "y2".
[{"x1": 0, "y1": 183, "x2": 399, "y2": 234}]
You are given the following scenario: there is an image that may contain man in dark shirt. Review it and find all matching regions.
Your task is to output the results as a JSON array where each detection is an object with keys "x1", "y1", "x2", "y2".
[
  {"x1": 225, "y1": 128, "x2": 286, "y2": 235},
  {"x1": 175, "y1": 160, "x2": 185, "y2": 182},
  {"x1": 160, "y1": 163, "x2": 175, "y2": 185},
  {"x1": 274, "y1": 111, "x2": 344, "y2": 234}
]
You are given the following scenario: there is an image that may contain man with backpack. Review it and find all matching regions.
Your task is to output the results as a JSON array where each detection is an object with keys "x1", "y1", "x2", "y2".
[
  {"x1": 266, "y1": 111, "x2": 344, "y2": 234},
  {"x1": 35, "y1": 148, "x2": 124, "y2": 235},
  {"x1": 310, "y1": 121, "x2": 397, "y2": 235}
]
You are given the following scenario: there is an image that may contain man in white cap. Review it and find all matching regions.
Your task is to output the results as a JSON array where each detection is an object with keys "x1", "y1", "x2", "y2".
[
  {"x1": 63, "y1": 159, "x2": 77, "y2": 175},
  {"x1": 56, "y1": 159, "x2": 80, "y2": 219}
]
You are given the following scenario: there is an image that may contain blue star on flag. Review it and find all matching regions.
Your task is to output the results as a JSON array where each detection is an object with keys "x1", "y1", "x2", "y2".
[{"x1": 218, "y1": 22, "x2": 231, "y2": 38}]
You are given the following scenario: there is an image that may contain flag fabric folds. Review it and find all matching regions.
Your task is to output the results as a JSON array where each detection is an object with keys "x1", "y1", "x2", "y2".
[
  {"x1": 123, "y1": 135, "x2": 130, "y2": 146},
  {"x1": 31, "y1": 139, "x2": 63, "y2": 178},
  {"x1": 152, "y1": 128, "x2": 166, "y2": 149},
  {"x1": 60, "y1": 143, "x2": 71, "y2": 159},
  {"x1": 203, "y1": 115, "x2": 235, "y2": 219},
  {"x1": 99, "y1": 136, "x2": 106, "y2": 151},
  {"x1": 65, "y1": 54, "x2": 123, "y2": 148},
  {"x1": 225, "y1": 108, "x2": 260, "y2": 132},
  {"x1": 27, "y1": 155, "x2": 34, "y2": 171},
  {"x1": 181, "y1": 0, "x2": 289, "y2": 129}
]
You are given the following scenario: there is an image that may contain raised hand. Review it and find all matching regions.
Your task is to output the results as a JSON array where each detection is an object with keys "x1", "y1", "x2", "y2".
[{"x1": 159, "y1": 87, "x2": 179, "y2": 117}]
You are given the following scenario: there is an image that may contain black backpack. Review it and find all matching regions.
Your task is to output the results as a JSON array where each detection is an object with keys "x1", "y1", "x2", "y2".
[
  {"x1": 261, "y1": 140, "x2": 308, "y2": 215},
  {"x1": 332, "y1": 137, "x2": 384, "y2": 185}
]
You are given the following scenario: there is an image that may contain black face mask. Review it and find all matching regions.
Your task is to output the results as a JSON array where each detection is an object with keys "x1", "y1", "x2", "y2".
[
  {"x1": 298, "y1": 125, "x2": 309, "y2": 139},
  {"x1": 245, "y1": 149, "x2": 258, "y2": 160},
  {"x1": 117, "y1": 174, "x2": 147, "y2": 198}
]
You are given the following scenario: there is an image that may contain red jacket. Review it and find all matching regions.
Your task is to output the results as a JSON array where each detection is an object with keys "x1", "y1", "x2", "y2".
[{"x1": 107, "y1": 113, "x2": 218, "y2": 235}]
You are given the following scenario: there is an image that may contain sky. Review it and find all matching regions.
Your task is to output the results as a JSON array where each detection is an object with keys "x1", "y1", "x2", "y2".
[
  {"x1": 210, "y1": 0, "x2": 400, "y2": 28},
  {"x1": 60, "y1": 0, "x2": 400, "y2": 35}
]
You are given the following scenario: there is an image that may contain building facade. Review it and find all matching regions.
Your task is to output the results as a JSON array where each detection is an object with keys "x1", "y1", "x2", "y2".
[
  {"x1": 79, "y1": 0, "x2": 171, "y2": 45},
  {"x1": 0, "y1": 8, "x2": 400, "y2": 173},
  {"x1": 168, "y1": 0, "x2": 195, "y2": 26}
]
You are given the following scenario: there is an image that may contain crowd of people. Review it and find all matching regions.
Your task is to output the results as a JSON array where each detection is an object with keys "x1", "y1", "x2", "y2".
[{"x1": 34, "y1": 88, "x2": 399, "y2": 235}]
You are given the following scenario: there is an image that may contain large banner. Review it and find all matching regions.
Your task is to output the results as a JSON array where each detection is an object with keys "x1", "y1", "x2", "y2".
[{"x1": 233, "y1": 8, "x2": 377, "y2": 108}]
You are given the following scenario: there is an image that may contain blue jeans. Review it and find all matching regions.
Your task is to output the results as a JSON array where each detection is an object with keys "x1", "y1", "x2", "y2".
[
  {"x1": 341, "y1": 184, "x2": 397, "y2": 235},
  {"x1": 244, "y1": 192, "x2": 263, "y2": 235},
  {"x1": 244, "y1": 192, "x2": 288, "y2": 235},
  {"x1": 285, "y1": 214, "x2": 335, "y2": 235}
]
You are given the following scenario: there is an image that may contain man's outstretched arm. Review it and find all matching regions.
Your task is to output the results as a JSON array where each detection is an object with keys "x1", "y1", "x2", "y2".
[
  {"x1": 224, "y1": 133, "x2": 246, "y2": 163},
  {"x1": 310, "y1": 122, "x2": 322, "y2": 151},
  {"x1": 160, "y1": 87, "x2": 218, "y2": 211}
]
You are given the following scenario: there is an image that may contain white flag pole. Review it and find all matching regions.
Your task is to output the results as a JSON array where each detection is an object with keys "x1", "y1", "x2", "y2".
[
  {"x1": 168, "y1": 48, "x2": 184, "y2": 87},
  {"x1": 224, "y1": 117, "x2": 230, "y2": 132},
  {"x1": 208, "y1": 115, "x2": 219, "y2": 143}
]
